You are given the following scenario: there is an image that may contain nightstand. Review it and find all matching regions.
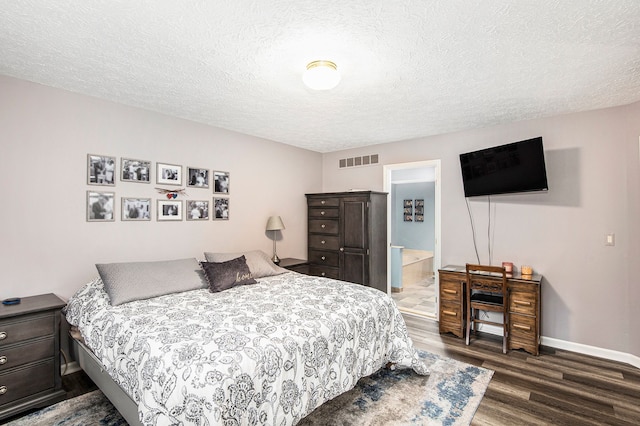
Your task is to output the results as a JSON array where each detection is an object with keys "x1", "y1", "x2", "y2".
[
  {"x1": 0, "y1": 293, "x2": 67, "y2": 421},
  {"x1": 278, "y1": 258, "x2": 310, "y2": 274}
]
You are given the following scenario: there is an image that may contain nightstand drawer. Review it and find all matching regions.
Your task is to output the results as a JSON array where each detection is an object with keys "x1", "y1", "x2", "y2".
[
  {"x1": 0, "y1": 337, "x2": 55, "y2": 372},
  {"x1": 309, "y1": 235, "x2": 340, "y2": 251},
  {"x1": 309, "y1": 250, "x2": 339, "y2": 267},
  {"x1": 0, "y1": 360, "x2": 55, "y2": 405},
  {"x1": 309, "y1": 265, "x2": 340, "y2": 279},
  {"x1": 0, "y1": 314, "x2": 54, "y2": 347}
]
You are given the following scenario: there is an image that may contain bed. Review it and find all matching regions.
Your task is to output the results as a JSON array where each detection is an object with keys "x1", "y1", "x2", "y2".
[{"x1": 64, "y1": 252, "x2": 428, "y2": 425}]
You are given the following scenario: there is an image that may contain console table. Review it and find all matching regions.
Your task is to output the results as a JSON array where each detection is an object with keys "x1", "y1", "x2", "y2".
[{"x1": 438, "y1": 265, "x2": 542, "y2": 355}]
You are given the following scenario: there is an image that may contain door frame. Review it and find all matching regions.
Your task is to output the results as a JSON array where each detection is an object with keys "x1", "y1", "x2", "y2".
[{"x1": 383, "y1": 160, "x2": 441, "y2": 320}]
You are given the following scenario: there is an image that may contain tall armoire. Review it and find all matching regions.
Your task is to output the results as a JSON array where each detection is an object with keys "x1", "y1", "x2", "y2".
[{"x1": 305, "y1": 191, "x2": 387, "y2": 292}]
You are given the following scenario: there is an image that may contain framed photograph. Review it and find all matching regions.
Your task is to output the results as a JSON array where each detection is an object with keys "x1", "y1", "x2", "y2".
[
  {"x1": 157, "y1": 200, "x2": 182, "y2": 221},
  {"x1": 415, "y1": 199, "x2": 425, "y2": 208},
  {"x1": 157, "y1": 162, "x2": 182, "y2": 186},
  {"x1": 87, "y1": 154, "x2": 116, "y2": 186},
  {"x1": 213, "y1": 197, "x2": 229, "y2": 220},
  {"x1": 121, "y1": 158, "x2": 151, "y2": 183},
  {"x1": 122, "y1": 198, "x2": 151, "y2": 221},
  {"x1": 87, "y1": 191, "x2": 115, "y2": 222},
  {"x1": 404, "y1": 214, "x2": 413, "y2": 222},
  {"x1": 403, "y1": 199, "x2": 413, "y2": 208},
  {"x1": 415, "y1": 214, "x2": 425, "y2": 222},
  {"x1": 186, "y1": 200, "x2": 210, "y2": 220},
  {"x1": 214, "y1": 171, "x2": 230, "y2": 194},
  {"x1": 187, "y1": 167, "x2": 209, "y2": 188}
]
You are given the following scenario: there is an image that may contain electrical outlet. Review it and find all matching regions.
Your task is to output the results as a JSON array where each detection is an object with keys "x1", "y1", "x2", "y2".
[{"x1": 605, "y1": 233, "x2": 615, "y2": 246}]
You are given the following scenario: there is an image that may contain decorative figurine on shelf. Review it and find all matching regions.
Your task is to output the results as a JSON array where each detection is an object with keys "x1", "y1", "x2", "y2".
[{"x1": 155, "y1": 187, "x2": 187, "y2": 199}]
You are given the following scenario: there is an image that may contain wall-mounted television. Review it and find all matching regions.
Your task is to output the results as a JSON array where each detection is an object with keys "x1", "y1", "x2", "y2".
[{"x1": 459, "y1": 136, "x2": 549, "y2": 197}]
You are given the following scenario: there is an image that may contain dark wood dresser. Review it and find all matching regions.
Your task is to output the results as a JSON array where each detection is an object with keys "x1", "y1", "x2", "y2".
[
  {"x1": 438, "y1": 266, "x2": 542, "y2": 355},
  {"x1": 0, "y1": 293, "x2": 66, "y2": 421},
  {"x1": 305, "y1": 191, "x2": 387, "y2": 292}
]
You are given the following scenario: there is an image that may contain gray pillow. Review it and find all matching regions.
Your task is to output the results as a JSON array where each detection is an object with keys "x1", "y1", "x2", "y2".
[
  {"x1": 201, "y1": 256, "x2": 257, "y2": 293},
  {"x1": 96, "y1": 258, "x2": 207, "y2": 306},
  {"x1": 203, "y1": 250, "x2": 287, "y2": 278}
]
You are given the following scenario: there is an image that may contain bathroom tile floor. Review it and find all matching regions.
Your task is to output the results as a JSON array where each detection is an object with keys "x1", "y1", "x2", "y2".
[{"x1": 391, "y1": 274, "x2": 436, "y2": 317}]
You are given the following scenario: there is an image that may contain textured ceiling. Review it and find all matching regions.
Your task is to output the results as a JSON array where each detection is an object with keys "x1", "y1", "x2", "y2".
[{"x1": 1, "y1": 1, "x2": 639, "y2": 153}]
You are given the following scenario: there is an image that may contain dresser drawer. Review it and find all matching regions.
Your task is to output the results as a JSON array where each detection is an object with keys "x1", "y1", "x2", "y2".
[
  {"x1": 0, "y1": 314, "x2": 54, "y2": 347},
  {"x1": 440, "y1": 280, "x2": 464, "y2": 303},
  {"x1": 439, "y1": 300, "x2": 463, "y2": 325},
  {"x1": 509, "y1": 290, "x2": 537, "y2": 316},
  {"x1": 309, "y1": 219, "x2": 339, "y2": 234},
  {"x1": 309, "y1": 235, "x2": 340, "y2": 251},
  {"x1": 307, "y1": 197, "x2": 340, "y2": 207},
  {"x1": 309, "y1": 207, "x2": 339, "y2": 218},
  {"x1": 0, "y1": 337, "x2": 54, "y2": 372},
  {"x1": 308, "y1": 265, "x2": 340, "y2": 280},
  {"x1": 509, "y1": 313, "x2": 537, "y2": 340},
  {"x1": 0, "y1": 360, "x2": 55, "y2": 406},
  {"x1": 309, "y1": 250, "x2": 339, "y2": 267}
]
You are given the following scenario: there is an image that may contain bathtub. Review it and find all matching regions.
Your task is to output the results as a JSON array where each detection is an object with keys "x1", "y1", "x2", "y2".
[{"x1": 391, "y1": 247, "x2": 434, "y2": 292}]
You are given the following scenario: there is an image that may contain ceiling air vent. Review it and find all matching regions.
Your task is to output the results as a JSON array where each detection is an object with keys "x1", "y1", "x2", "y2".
[{"x1": 339, "y1": 154, "x2": 379, "y2": 169}]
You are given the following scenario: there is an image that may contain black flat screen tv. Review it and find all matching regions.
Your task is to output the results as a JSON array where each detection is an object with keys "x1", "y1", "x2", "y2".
[{"x1": 459, "y1": 136, "x2": 548, "y2": 197}]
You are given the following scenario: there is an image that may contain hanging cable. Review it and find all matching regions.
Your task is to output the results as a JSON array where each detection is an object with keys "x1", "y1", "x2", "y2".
[{"x1": 465, "y1": 197, "x2": 481, "y2": 264}]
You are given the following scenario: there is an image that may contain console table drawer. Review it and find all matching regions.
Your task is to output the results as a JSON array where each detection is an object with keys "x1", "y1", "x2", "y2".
[
  {"x1": 309, "y1": 250, "x2": 339, "y2": 267},
  {"x1": 509, "y1": 291, "x2": 537, "y2": 316},
  {"x1": 0, "y1": 337, "x2": 54, "y2": 372},
  {"x1": 309, "y1": 235, "x2": 340, "y2": 251},
  {"x1": 0, "y1": 314, "x2": 54, "y2": 346},
  {"x1": 309, "y1": 219, "x2": 339, "y2": 234},
  {"x1": 0, "y1": 360, "x2": 55, "y2": 405}
]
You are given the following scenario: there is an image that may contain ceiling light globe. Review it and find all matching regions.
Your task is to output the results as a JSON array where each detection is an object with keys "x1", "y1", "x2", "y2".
[{"x1": 303, "y1": 60, "x2": 341, "y2": 90}]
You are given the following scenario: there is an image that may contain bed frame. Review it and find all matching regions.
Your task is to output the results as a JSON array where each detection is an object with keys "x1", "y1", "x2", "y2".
[{"x1": 70, "y1": 331, "x2": 143, "y2": 426}]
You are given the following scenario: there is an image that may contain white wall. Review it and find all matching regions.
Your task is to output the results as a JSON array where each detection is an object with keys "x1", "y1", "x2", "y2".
[
  {"x1": 322, "y1": 103, "x2": 640, "y2": 358},
  {"x1": 0, "y1": 75, "x2": 321, "y2": 300}
]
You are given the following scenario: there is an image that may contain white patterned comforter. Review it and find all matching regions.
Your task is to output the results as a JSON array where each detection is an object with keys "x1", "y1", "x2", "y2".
[{"x1": 64, "y1": 272, "x2": 428, "y2": 425}]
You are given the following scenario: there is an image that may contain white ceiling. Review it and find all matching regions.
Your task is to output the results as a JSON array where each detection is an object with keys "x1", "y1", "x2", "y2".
[{"x1": 1, "y1": 1, "x2": 639, "y2": 153}]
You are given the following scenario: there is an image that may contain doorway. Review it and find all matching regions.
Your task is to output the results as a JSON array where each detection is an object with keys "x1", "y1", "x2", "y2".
[{"x1": 384, "y1": 160, "x2": 441, "y2": 319}]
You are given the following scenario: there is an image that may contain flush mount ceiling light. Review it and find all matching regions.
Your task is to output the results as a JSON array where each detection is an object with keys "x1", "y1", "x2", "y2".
[{"x1": 302, "y1": 60, "x2": 341, "y2": 90}]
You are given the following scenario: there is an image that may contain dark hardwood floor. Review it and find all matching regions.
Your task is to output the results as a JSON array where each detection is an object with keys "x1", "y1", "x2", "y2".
[{"x1": 403, "y1": 313, "x2": 640, "y2": 426}]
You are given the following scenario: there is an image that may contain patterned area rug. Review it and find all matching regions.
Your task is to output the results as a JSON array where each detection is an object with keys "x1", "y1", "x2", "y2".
[{"x1": 7, "y1": 351, "x2": 492, "y2": 426}]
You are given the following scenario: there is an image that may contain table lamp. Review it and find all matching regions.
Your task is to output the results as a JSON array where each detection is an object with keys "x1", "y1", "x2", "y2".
[{"x1": 266, "y1": 216, "x2": 285, "y2": 264}]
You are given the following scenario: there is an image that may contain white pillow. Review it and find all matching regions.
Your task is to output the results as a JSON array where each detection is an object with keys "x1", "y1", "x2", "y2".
[
  {"x1": 96, "y1": 258, "x2": 207, "y2": 306},
  {"x1": 203, "y1": 250, "x2": 288, "y2": 278}
]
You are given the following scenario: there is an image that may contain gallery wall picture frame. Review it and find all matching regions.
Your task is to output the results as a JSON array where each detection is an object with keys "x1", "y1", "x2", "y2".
[
  {"x1": 213, "y1": 171, "x2": 230, "y2": 194},
  {"x1": 121, "y1": 158, "x2": 151, "y2": 183},
  {"x1": 122, "y1": 197, "x2": 151, "y2": 221},
  {"x1": 403, "y1": 199, "x2": 413, "y2": 221},
  {"x1": 156, "y1": 162, "x2": 182, "y2": 186},
  {"x1": 186, "y1": 200, "x2": 210, "y2": 221},
  {"x1": 187, "y1": 167, "x2": 209, "y2": 188},
  {"x1": 415, "y1": 214, "x2": 424, "y2": 222},
  {"x1": 157, "y1": 200, "x2": 183, "y2": 221},
  {"x1": 213, "y1": 197, "x2": 229, "y2": 220},
  {"x1": 87, "y1": 154, "x2": 116, "y2": 186},
  {"x1": 87, "y1": 190, "x2": 115, "y2": 222}
]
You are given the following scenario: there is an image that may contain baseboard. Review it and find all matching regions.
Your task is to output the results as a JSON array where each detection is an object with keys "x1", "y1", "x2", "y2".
[
  {"x1": 62, "y1": 361, "x2": 82, "y2": 376},
  {"x1": 474, "y1": 324, "x2": 640, "y2": 369}
]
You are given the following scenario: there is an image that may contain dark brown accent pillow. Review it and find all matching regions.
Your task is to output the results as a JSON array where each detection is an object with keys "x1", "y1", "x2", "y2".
[{"x1": 201, "y1": 256, "x2": 257, "y2": 293}]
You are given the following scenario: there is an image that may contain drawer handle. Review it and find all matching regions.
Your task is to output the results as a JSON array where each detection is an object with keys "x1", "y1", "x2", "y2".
[
  {"x1": 321, "y1": 272, "x2": 326, "y2": 277},
  {"x1": 321, "y1": 200, "x2": 326, "y2": 205},
  {"x1": 321, "y1": 256, "x2": 326, "y2": 261},
  {"x1": 321, "y1": 240, "x2": 326, "y2": 245},
  {"x1": 513, "y1": 323, "x2": 531, "y2": 331},
  {"x1": 514, "y1": 300, "x2": 531, "y2": 306},
  {"x1": 340, "y1": 248, "x2": 344, "y2": 252},
  {"x1": 442, "y1": 310, "x2": 457, "y2": 317},
  {"x1": 0, "y1": 386, "x2": 6, "y2": 395},
  {"x1": 321, "y1": 224, "x2": 326, "y2": 228},
  {"x1": 443, "y1": 289, "x2": 457, "y2": 295},
  {"x1": 320, "y1": 211, "x2": 325, "y2": 216},
  {"x1": 0, "y1": 332, "x2": 6, "y2": 341},
  {"x1": 0, "y1": 356, "x2": 6, "y2": 365}
]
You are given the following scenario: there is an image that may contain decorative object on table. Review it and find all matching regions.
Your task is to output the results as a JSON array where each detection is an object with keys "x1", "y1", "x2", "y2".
[
  {"x1": 87, "y1": 154, "x2": 116, "y2": 186},
  {"x1": 157, "y1": 200, "x2": 182, "y2": 221},
  {"x1": 501, "y1": 261, "x2": 514, "y2": 273},
  {"x1": 120, "y1": 158, "x2": 150, "y2": 183},
  {"x1": 86, "y1": 191, "x2": 115, "y2": 222},
  {"x1": 155, "y1": 187, "x2": 187, "y2": 199},
  {"x1": 265, "y1": 215, "x2": 285, "y2": 264},
  {"x1": 403, "y1": 199, "x2": 413, "y2": 222},
  {"x1": 186, "y1": 200, "x2": 209, "y2": 221},
  {"x1": 121, "y1": 198, "x2": 151, "y2": 221},
  {"x1": 213, "y1": 170, "x2": 230, "y2": 194},
  {"x1": 213, "y1": 197, "x2": 229, "y2": 220},
  {"x1": 521, "y1": 265, "x2": 533, "y2": 275},
  {"x1": 6, "y1": 350, "x2": 492, "y2": 426},
  {"x1": 2, "y1": 297, "x2": 21, "y2": 305},
  {"x1": 187, "y1": 167, "x2": 209, "y2": 188},
  {"x1": 156, "y1": 162, "x2": 182, "y2": 186}
]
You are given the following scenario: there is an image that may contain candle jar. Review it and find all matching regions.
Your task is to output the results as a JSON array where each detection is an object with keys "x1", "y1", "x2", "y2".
[
  {"x1": 521, "y1": 265, "x2": 533, "y2": 275},
  {"x1": 501, "y1": 262, "x2": 513, "y2": 273}
]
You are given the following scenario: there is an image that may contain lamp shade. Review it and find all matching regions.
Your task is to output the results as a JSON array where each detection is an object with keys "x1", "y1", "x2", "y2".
[{"x1": 266, "y1": 216, "x2": 285, "y2": 231}]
